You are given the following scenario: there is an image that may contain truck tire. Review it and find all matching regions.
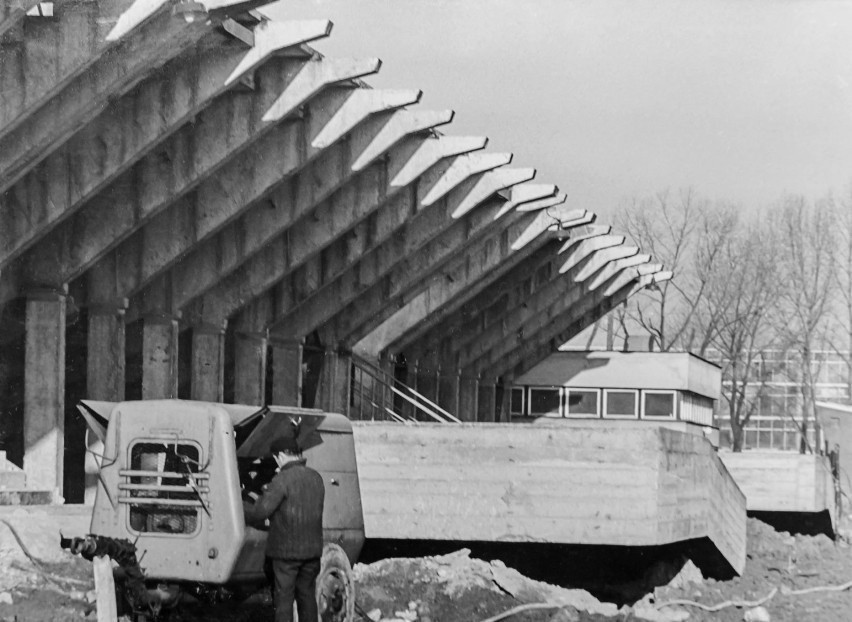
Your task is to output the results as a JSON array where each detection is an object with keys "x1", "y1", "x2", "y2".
[{"x1": 316, "y1": 543, "x2": 355, "y2": 622}]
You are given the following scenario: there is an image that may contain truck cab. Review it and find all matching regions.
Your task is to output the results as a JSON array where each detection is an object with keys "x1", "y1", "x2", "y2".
[{"x1": 78, "y1": 399, "x2": 364, "y2": 587}]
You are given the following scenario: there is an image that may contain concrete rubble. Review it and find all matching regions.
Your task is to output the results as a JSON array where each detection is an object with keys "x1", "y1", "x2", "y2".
[{"x1": 354, "y1": 548, "x2": 705, "y2": 621}]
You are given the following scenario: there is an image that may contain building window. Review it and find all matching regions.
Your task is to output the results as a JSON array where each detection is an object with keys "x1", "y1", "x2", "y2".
[
  {"x1": 603, "y1": 390, "x2": 638, "y2": 418},
  {"x1": 528, "y1": 387, "x2": 562, "y2": 417},
  {"x1": 565, "y1": 389, "x2": 600, "y2": 417},
  {"x1": 642, "y1": 391, "x2": 676, "y2": 419},
  {"x1": 510, "y1": 387, "x2": 525, "y2": 415}
]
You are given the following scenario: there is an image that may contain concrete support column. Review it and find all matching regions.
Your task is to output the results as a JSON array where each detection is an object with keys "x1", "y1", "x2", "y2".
[
  {"x1": 478, "y1": 379, "x2": 497, "y2": 422},
  {"x1": 24, "y1": 288, "x2": 66, "y2": 495},
  {"x1": 234, "y1": 331, "x2": 268, "y2": 406},
  {"x1": 457, "y1": 372, "x2": 480, "y2": 422},
  {"x1": 190, "y1": 321, "x2": 227, "y2": 402},
  {"x1": 271, "y1": 337, "x2": 303, "y2": 407},
  {"x1": 497, "y1": 375, "x2": 514, "y2": 423},
  {"x1": 85, "y1": 301, "x2": 127, "y2": 503},
  {"x1": 414, "y1": 362, "x2": 438, "y2": 405},
  {"x1": 437, "y1": 368, "x2": 461, "y2": 419},
  {"x1": 141, "y1": 313, "x2": 180, "y2": 399},
  {"x1": 317, "y1": 348, "x2": 352, "y2": 416}
]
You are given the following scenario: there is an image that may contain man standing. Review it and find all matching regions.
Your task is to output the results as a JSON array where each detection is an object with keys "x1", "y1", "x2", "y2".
[{"x1": 244, "y1": 436, "x2": 325, "y2": 622}]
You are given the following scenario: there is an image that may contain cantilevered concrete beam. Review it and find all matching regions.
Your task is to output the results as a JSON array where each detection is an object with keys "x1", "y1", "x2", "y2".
[
  {"x1": 453, "y1": 249, "x2": 610, "y2": 369},
  {"x1": 494, "y1": 183, "x2": 559, "y2": 218},
  {"x1": 420, "y1": 152, "x2": 512, "y2": 206},
  {"x1": 111, "y1": 85, "x2": 417, "y2": 312},
  {"x1": 129, "y1": 107, "x2": 457, "y2": 323},
  {"x1": 474, "y1": 263, "x2": 665, "y2": 379},
  {"x1": 396, "y1": 256, "x2": 554, "y2": 362},
  {"x1": 559, "y1": 234, "x2": 626, "y2": 274},
  {"x1": 385, "y1": 194, "x2": 571, "y2": 353},
  {"x1": 175, "y1": 135, "x2": 491, "y2": 329},
  {"x1": 461, "y1": 241, "x2": 644, "y2": 373},
  {"x1": 354, "y1": 202, "x2": 588, "y2": 356},
  {"x1": 263, "y1": 149, "x2": 513, "y2": 335},
  {"x1": 272, "y1": 166, "x2": 534, "y2": 340},
  {"x1": 399, "y1": 242, "x2": 568, "y2": 365},
  {"x1": 510, "y1": 207, "x2": 591, "y2": 251},
  {"x1": 558, "y1": 224, "x2": 612, "y2": 253},
  {"x1": 0, "y1": 0, "x2": 171, "y2": 140},
  {"x1": 587, "y1": 253, "x2": 651, "y2": 291},
  {"x1": 0, "y1": 1, "x2": 273, "y2": 192},
  {"x1": 572, "y1": 245, "x2": 639, "y2": 282},
  {"x1": 483, "y1": 274, "x2": 657, "y2": 381},
  {"x1": 0, "y1": 19, "x2": 333, "y2": 271},
  {"x1": 2, "y1": 56, "x2": 383, "y2": 306},
  {"x1": 0, "y1": 0, "x2": 41, "y2": 38},
  {"x1": 327, "y1": 173, "x2": 554, "y2": 346}
]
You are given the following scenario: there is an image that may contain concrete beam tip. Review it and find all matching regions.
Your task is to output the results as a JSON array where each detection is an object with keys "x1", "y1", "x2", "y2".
[
  {"x1": 261, "y1": 56, "x2": 382, "y2": 123},
  {"x1": 105, "y1": 0, "x2": 170, "y2": 42},
  {"x1": 310, "y1": 87, "x2": 423, "y2": 149}
]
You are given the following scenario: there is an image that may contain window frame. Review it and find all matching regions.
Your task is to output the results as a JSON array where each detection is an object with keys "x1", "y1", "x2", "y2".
[
  {"x1": 641, "y1": 390, "x2": 678, "y2": 420},
  {"x1": 564, "y1": 388, "x2": 601, "y2": 418},
  {"x1": 527, "y1": 386, "x2": 564, "y2": 417},
  {"x1": 602, "y1": 389, "x2": 639, "y2": 419}
]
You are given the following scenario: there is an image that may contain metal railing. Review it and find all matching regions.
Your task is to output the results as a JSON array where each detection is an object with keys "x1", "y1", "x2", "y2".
[{"x1": 351, "y1": 355, "x2": 461, "y2": 424}]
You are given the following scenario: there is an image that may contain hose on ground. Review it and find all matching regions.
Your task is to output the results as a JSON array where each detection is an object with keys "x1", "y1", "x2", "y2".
[
  {"x1": 0, "y1": 518, "x2": 87, "y2": 591},
  {"x1": 654, "y1": 587, "x2": 778, "y2": 612}
]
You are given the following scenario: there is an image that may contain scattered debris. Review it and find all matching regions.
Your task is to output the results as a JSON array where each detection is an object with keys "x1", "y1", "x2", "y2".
[{"x1": 743, "y1": 606, "x2": 771, "y2": 622}]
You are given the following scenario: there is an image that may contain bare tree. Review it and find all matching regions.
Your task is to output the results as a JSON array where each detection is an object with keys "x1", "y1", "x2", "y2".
[
  {"x1": 828, "y1": 187, "x2": 852, "y2": 404},
  {"x1": 772, "y1": 195, "x2": 837, "y2": 453},
  {"x1": 705, "y1": 220, "x2": 782, "y2": 451},
  {"x1": 616, "y1": 188, "x2": 737, "y2": 352}
]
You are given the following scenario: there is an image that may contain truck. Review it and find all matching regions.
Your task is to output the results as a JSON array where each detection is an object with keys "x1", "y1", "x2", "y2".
[{"x1": 62, "y1": 399, "x2": 365, "y2": 621}]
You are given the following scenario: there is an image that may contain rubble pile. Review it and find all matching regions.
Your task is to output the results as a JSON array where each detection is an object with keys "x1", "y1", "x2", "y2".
[
  {"x1": 353, "y1": 549, "x2": 674, "y2": 622},
  {"x1": 653, "y1": 518, "x2": 852, "y2": 622},
  {"x1": 2, "y1": 517, "x2": 852, "y2": 620}
]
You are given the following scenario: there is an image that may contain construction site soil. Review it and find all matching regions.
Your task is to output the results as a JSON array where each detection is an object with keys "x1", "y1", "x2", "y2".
[{"x1": 1, "y1": 518, "x2": 852, "y2": 621}]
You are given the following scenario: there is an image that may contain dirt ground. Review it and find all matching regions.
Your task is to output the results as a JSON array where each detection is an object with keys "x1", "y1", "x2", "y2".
[{"x1": 3, "y1": 518, "x2": 852, "y2": 621}]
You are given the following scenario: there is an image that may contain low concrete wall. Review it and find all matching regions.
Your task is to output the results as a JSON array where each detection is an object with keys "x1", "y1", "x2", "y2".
[
  {"x1": 719, "y1": 451, "x2": 836, "y2": 524},
  {"x1": 353, "y1": 420, "x2": 746, "y2": 575}
]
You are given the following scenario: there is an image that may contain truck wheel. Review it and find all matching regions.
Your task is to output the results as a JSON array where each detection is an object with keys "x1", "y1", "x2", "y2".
[{"x1": 317, "y1": 543, "x2": 355, "y2": 622}]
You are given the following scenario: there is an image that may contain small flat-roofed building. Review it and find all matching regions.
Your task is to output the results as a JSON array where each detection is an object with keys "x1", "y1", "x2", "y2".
[{"x1": 509, "y1": 350, "x2": 721, "y2": 430}]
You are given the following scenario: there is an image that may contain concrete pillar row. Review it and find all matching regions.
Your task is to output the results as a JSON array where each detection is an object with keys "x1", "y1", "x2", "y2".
[
  {"x1": 233, "y1": 330, "x2": 268, "y2": 406},
  {"x1": 190, "y1": 321, "x2": 227, "y2": 403},
  {"x1": 141, "y1": 312, "x2": 180, "y2": 400},
  {"x1": 23, "y1": 287, "x2": 66, "y2": 496},
  {"x1": 85, "y1": 300, "x2": 127, "y2": 504},
  {"x1": 271, "y1": 337, "x2": 303, "y2": 407}
]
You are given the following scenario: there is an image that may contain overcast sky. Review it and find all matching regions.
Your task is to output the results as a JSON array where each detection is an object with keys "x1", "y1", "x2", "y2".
[{"x1": 265, "y1": 0, "x2": 852, "y2": 216}]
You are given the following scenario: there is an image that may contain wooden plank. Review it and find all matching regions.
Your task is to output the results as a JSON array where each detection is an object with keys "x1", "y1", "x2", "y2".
[{"x1": 93, "y1": 555, "x2": 117, "y2": 622}]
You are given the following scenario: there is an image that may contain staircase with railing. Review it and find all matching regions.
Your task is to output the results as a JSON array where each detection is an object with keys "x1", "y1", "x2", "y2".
[{"x1": 351, "y1": 355, "x2": 460, "y2": 424}]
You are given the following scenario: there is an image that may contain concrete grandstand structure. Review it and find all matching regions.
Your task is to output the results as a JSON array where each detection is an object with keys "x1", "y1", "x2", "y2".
[{"x1": 0, "y1": 1, "x2": 669, "y2": 498}]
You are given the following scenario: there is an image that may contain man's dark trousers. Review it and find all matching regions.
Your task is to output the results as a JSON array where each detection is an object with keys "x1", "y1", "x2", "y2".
[{"x1": 272, "y1": 557, "x2": 321, "y2": 622}]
